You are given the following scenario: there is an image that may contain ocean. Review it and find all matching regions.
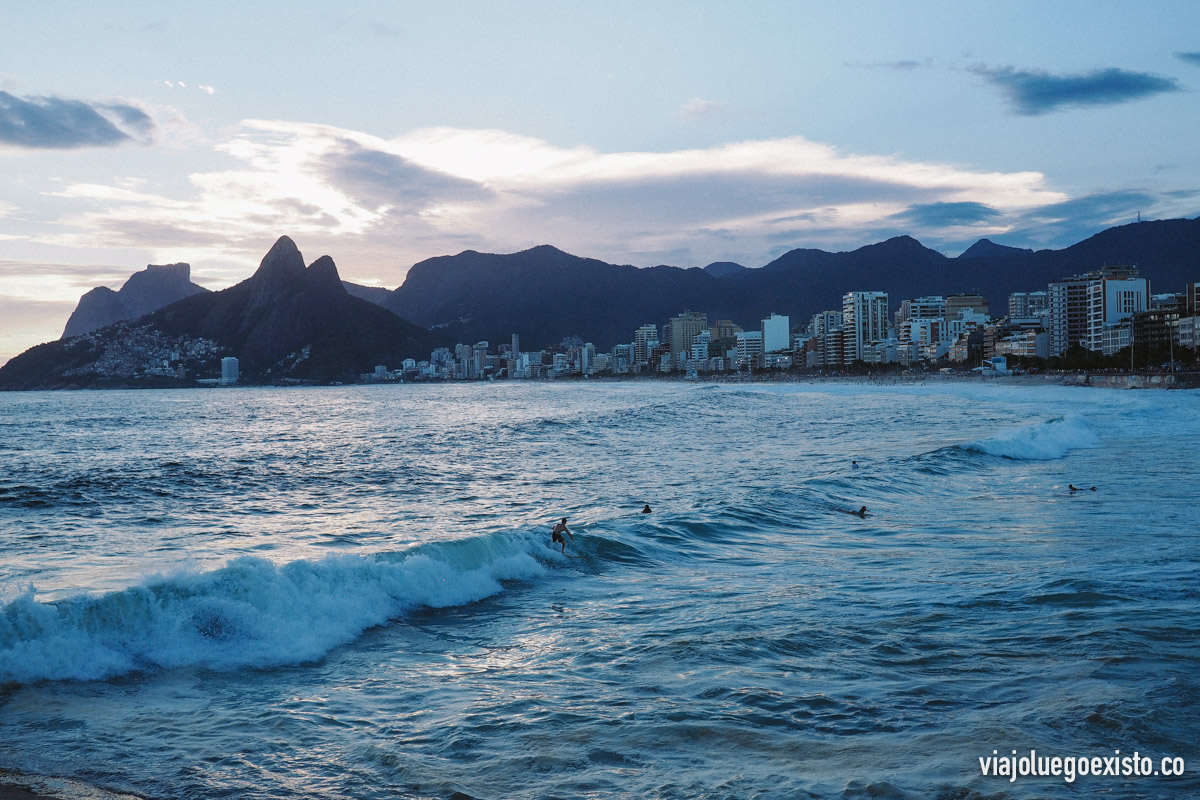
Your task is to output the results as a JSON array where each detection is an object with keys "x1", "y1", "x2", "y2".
[{"x1": 1, "y1": 380, "x2": 1197, "y2": 799}]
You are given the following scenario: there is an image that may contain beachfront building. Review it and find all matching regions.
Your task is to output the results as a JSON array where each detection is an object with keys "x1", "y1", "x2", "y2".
[
  {"x1": 761, "y1": 313, "x2": 791, "y2": 353},
  {"x1": 669, "y1": 311, "x2": 708, "y2": 356},
  {"x1": 809, "y1": 310, "x2": 843, "y2": 368},
  {"x1": 1047, "y1": 266, "x2": 1144, "y2": 356},
  {"x1": 633, "y1": 324, "x2": 658, "y2": 367},
  {"x1": 1008, "y1": 291, "x2": 1048, "y2": 319},
  {"x1": 220, "y1": 357, "x2": 239, "y2": 385},
  {"x1": 1084, "y1": 274, "x2": 1149, "y2": 353},
  {"x1": 735, "y1": 330, "x2": 763, "y2": 369},
  {"x1": 841, "y1": 291, "x2": 889, "y2": 365},
  {"x1": 895, "y1": 296, "x2": 945, "y2": 365},
  {"x1": 945, "y1": 293, "x2": 989, "y2": 321}
]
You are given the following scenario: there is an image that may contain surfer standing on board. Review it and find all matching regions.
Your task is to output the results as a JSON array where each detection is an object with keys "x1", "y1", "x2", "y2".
[{"x1": 551, "y1": 517, "x2": 574, "y2": 554}]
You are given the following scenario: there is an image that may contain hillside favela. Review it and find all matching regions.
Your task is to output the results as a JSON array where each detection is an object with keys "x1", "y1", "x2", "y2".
[
  {"x1": 3, "y1": 220, "x2": 1199, "y2": 391},
  {"x1": 3, "y1": 4, "x2": 1200, "y2": 800}
]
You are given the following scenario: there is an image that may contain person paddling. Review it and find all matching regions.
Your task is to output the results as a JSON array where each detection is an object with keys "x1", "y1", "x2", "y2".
[{"x1": 551, "y1": 517, "x2": 574, "y2": 553}]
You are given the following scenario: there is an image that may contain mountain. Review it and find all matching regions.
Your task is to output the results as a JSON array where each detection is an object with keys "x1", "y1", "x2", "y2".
[
  {"x1": 342, "y1": 281, "x2": 393, "y2": 307},
  {"x1": 382, "y1": 244, "x2": 745, "y2": 349},
  {"x1": 703, "y1": 261, "x2": 749, "y2": 278},
  {"x1": 957, "y1": 239, "x2": 1034, "y2": 259},
  {"x1": 382, "y1": 219, "x2": 1200, "y2": 349},
  {"x1": 62, "y1": 262, "x2": 208, "y2": 337},
  {"x1": 0, "y1": 237, "x2": 444, "y2": 390}
]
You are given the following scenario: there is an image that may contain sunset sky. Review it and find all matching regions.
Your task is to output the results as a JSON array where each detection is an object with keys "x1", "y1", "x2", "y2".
[{"x1": 2, "y1": 1, "x2": 1199, "y2": 363}]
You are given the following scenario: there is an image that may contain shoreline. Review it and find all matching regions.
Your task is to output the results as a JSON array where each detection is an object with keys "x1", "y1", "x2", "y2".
[{"x1": 0, "y1": 772, "x2": 143, "y2": 800}]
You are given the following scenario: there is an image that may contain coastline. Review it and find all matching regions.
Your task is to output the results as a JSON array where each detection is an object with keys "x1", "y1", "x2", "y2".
[{"x1": 0, "y1": 772, "x2": 143, "y2": 800}]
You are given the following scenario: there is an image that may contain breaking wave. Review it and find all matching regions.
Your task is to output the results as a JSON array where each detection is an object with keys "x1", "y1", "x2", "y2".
[
  {"x1": 961, "y1": 415, "x2": 1100, "y2": 460},
  {"x1": 0, "y1": 532, "x2": 548, "y2": 685}
]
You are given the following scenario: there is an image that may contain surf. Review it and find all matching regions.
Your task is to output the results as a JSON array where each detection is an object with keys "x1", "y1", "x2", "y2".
[{"x1": 0, "y1": 531, "x2": 551, "y2": 686}]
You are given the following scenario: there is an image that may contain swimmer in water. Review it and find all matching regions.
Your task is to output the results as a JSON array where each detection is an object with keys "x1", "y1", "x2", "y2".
[{"x1": 642, "y1": 504, "x2": 652, "y2": 514}]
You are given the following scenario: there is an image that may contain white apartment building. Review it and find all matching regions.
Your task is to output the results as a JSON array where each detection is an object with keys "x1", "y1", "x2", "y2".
[
  {"x1": 735, "y1": 330, "x2": 763, "y2": 368},
  {"x1": 633, "y1": 324, "x2": 658, "y2": 365},
  {"x1": 841, "y1": 291, "x2": 889, "y2": 365},
  {"x1": 761, "y1": 313, "x2": 790, "y2": 353},
  {"x1": 1085, "y1": 276, "x2": 1148, "y2": 352}
]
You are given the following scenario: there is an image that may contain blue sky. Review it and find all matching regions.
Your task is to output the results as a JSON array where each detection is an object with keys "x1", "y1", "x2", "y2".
[{"x1": 2, "y1": 1, "x2": 1199, "y2": 362}]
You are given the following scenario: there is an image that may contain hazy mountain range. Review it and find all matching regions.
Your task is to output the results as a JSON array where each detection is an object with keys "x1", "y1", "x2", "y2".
[{"x1": 2, "y1": 217, "x2": 1197, "y2": 390}]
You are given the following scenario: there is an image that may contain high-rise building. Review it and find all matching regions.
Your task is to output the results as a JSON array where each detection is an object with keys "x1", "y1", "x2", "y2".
[
  {"x1": 581, "y1": 343, "x2": 595, "y2": 375},
  {"x1": 809, "y1": 310, "x2": 843, "y2": 368},
  {"x1": 734, "y1": 330, "x2": 763, "y2": 368},
  {"x1": 1085, "y1": 276, "x2": 1148, "y2": 352},
  {"x1": 669, "y1": 311, "x2": 708, "y2": 355},
  {"x1": 1047, "y1": 267, "x2": 1144, "y2": 356},
  {"x1": 945, "y1": 294, "x2": 989, "y2": 321},
  {"x1": 633, "y1": 324, "x2": 659, "y2": 364},
  {"x1": 691, "y1": 330, "x2": 713, "y2": 365},
  {"x1": 1008, "y1": 291, "x2": 1048, "y2": 318},
  {"x1": 1186, "y1": 282, "x2": 1200, "y2": 316},
  {"x1": 709, "y1": 319, "x2": 742, "y2": 340},
  {"x1": 841, "y1": 292, "x2": 889, "y2": 365},
  {"x1": 896, "y1": 296, "x2": 945, "y2": 328},
  {"x1": 220, "y1": 357, "x2": 239, "y2": 385},
  {"x1": 761, "y1": 313, "x2": 790, "y2": 353}
]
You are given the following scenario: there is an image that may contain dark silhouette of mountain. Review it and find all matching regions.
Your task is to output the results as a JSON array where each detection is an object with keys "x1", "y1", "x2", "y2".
[
  {"x1": 382, "y1": 244, "x2": 748, "y2": 349},
  {"x1": 703, "y1": 261, "x2": 749, "y2": 278},
  {"x1": 1, "y1": 237, "x2": 444, "y2": 390},
  {"x1": 62, "y1": 262, "x2": 208, "y2": 337},
  {"x1": 6, "y1": 218, "x2": 1198, "y2": 390},
  {"x1": 342, "y1": 281, "x2": 393, "y2": 307},
  {"x1": 957, "y1": 239, "x2": 1034, "y2": 259},
  {"x1": 383, "y1": 219, "x2": 1200, "y2": 349}
]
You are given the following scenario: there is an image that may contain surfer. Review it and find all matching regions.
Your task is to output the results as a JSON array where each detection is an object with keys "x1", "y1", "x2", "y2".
[
  {"x1": 551, "y1": 517, "x2": 574, "y2": 553},
  {"x1": 641, "y1": 504, "x2": 652, "y2": 514},
  {"x1": 1068, "y1": 485, "x2": 1097, "y2": 492},
  {"x1": 855, "y1": 505, "x2": 867, "y2": 517}
]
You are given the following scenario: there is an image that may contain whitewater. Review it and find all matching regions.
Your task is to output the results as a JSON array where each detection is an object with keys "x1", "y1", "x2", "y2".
[{"x1": 0, "y1": 380, "x2": 1197, "y2": 799}]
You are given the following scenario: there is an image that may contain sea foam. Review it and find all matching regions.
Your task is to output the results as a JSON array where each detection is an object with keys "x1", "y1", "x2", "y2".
[
  {"x1": 963, "y1": 415, "x2": 1100, "y2": 460},
  {"x1": 0, "y1": 532, "x2": 547, "y2": 685}
]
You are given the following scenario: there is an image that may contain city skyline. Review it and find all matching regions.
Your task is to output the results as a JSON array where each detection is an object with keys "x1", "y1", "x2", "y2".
[{"x1": 3, "y1": 2, "x2": 1200, "y2": 362}]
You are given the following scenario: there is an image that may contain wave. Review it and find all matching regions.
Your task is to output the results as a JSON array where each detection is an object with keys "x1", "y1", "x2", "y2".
[
  {"x1": 0, "y1": 532, "x2": 549, "y2": 686},
  {"x1": 958, "y1": 415, "x2": 1100, "y2": 461}
]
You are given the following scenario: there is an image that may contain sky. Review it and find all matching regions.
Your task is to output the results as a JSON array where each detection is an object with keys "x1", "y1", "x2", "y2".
[{"x1": 2, "y1": 0, "x2": 1199, "y2": 364}]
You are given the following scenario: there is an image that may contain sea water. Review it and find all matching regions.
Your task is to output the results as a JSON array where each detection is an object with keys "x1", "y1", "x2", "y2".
[{"x1": 0, "y1": 381, "x2": 1197, "y2": 799}]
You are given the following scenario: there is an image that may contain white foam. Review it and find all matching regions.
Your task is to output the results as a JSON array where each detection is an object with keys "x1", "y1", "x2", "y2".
[
  {"x1": 0, "y1": 532, "x2": 547, "y2": 684},
  {"x1": 964, "y1": 414, "x2": 1100, "y2": 460}
]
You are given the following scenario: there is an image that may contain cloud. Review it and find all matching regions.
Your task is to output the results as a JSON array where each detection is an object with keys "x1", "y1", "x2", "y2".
[
  {"x1": 679, "y1": 98, "x2": 734, "y2": 121},
  {"x1": 158, "y1": 81, "x2": 217, "y2": 95},
  {"x1": 970, "y1": 65, "x2": 1182, "y2": 115},
  {"x1": 0, "y1": 91, "x2": 156, "y2": 149},
  {"x1": 1002, "y1": 190, "x2": 1157, "y2": 246},
  {"x1": 845, "y1": 59, "x2": 932, "y2": 71},
  {"x1": 1177, "y1": 52, "x2": 1200, "y2": 66},
  {"x1": 319, "y1": 140, "x2": 492, "y2": 212},
  {"x1": 890, "y1": 201, "x2": 1001, "y2": 227},
  {"x1": 40, "y1": 119, "x2": 1076, "y2": 279}
]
